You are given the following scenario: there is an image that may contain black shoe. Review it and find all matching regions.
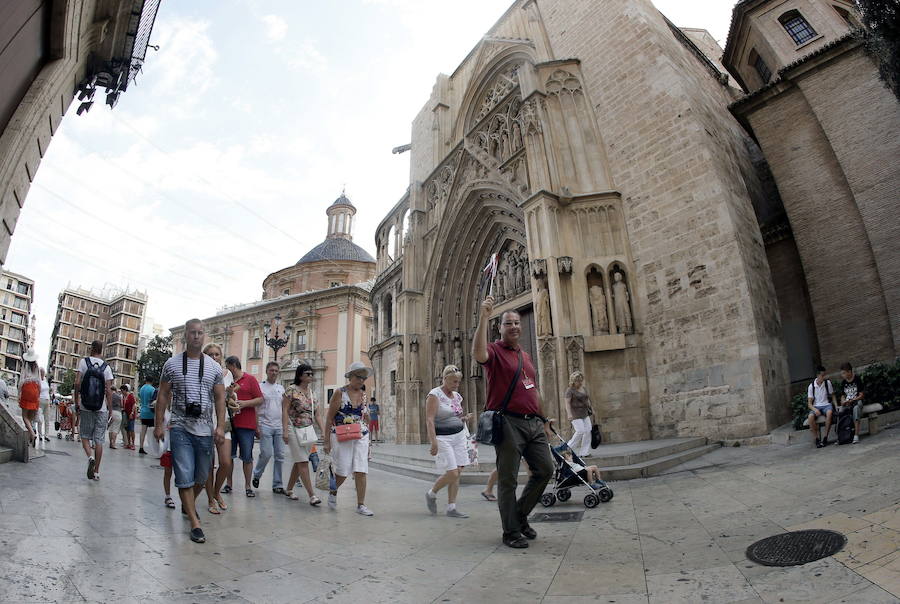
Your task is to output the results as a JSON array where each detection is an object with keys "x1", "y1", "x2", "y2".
[
  {"x1": 139, "y1": 448, "x2": 147, "y2": 455},
  {"x1": 86, "y1": 457, "x2": 96, "y2": 480},
  {"x1": 272, "y1": 487, "x2": 285, "y2": 495},
  {"x1": 821, "y1": 438, "x2": 830, "y2": 447},
  {"x1": 190, "y1": 527, "x2": 206, "y2": 543},
  {"x1": 502, "y1": 533, "x2": 529, "y2": 548},
  {"x1": 222, "y1": 485, "x2": 232, "y2": 494},
  {"x1": 252, "y1": 477, "x2": 260, "y2": 489},
  {"x1": 521, "y1": 524, "x2": 537, "y2": 540},
  {"x1": 815, "y1": 439, "x2": 823, "y2": 448}
]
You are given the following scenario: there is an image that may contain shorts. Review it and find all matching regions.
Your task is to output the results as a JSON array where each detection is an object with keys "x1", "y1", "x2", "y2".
[
  {"x1": 286, "y1": 426, "x2": 313, "y2": 463},
  {"x1": 141, "y1": 418, "x2": 155, "y2": 427},
  {"x1": 160, "y1": 451, "x2": 173, "y2": 468},
  {"x1": 369, "y1": 419, "x2": 379, "y2": 432},
  {"x1": 809, "y1": 404, "x2": 833, "y2": 416},
  {"x1": 231, "y1": 427, "x2": 255, "y2": 463},
  {"x1": 170, "y1": 427, "x2": 213, "y2": 488},
  {"x1": 330, "y1": 432, "x2": 369, "y2": 476},
  {"x1": 851, "y1": 401, "x2": 865, "y2": 421},
  {"x1": 126, "y1": 419, "x2": 135, "y2": 432},
  {"x1": 108, "y1": 410, "x2": 122, "y2": 433},
  {"x1": 435, "y1": 430, "x2": 469, "y2": 473},
  {"x1": 79, "y1": 409, "x2": 108, "y2": 445}
]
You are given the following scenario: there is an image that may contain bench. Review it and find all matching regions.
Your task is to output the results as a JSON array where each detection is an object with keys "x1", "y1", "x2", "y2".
[{"x1": 802, "y1": 403, "x2": 884, "y2": 435}]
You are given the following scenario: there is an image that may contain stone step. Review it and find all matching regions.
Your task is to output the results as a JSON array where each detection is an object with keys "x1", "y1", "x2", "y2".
[
  {"x1": 0, "y1": 446, "x2": 13, "y2": 464},
  {"x1": 372, "y1": 436, "x2": 709, "y2": 473},
  {"x1": 370, "y1": 442, "x2": 721, "y2": 484}
]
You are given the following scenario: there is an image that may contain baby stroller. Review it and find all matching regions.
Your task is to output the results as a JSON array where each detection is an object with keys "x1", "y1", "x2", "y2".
[
  {"x1": 56, "y1": 402, "x2": 75, "y2": 441},
  {"x1": 540, "y1": 425, "x2": 613, "y2": 509}
]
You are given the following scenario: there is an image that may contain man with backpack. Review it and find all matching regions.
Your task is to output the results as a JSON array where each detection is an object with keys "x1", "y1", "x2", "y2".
[
  {"x1": 74, "y1": 340, "x2": 114, "y2": 481},
  {"x1": 807, "y1": 365, "x2": 837, "y2": 448}
]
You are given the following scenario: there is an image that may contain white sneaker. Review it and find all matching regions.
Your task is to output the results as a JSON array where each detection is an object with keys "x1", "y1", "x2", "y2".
[
  {"x1": 356, "y1": 504, "x2": 374, "y2": 516},
  {"x1": 852, "y1": 435, "x2": 859, "y2": 444},
  {"x1": 327, "y1": 492, "x2": 337, "y2": 510}
]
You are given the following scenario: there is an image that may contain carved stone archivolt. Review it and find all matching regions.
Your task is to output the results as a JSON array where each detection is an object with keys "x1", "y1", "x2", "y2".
[
  {"x1": 474, "y1": 64, "x2": 520, "y2": 123},
  {"x1": 490, "y1": 240, "x2": 530, "y2": 303}
]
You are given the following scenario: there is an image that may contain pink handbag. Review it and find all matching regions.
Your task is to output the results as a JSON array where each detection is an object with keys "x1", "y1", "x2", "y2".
[{"x1": 335, "y1": 423, "x2": 362, "y2": 442}]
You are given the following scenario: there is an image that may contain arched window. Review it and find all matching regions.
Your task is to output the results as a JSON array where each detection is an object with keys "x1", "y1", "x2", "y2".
[
  {"x1": 779, "y1": 10, "x2": 817, "y2": 45},
  {"x1": 387, "y1": 225, "x2": 398, "y2": 260},
  {"x1": 383, "y1": 294, "x2": 393, "y2": 337},
  {"x1": 400, "y1": 209, "x2": 411, "y2": 245},
  {"x1": 748, "y1": 49, "x2": 772, "y2": 84}
]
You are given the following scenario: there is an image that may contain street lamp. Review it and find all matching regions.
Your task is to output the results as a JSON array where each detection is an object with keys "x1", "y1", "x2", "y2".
[{"x1": 263, "y1": 313, "x2": 292, "y2": 361}]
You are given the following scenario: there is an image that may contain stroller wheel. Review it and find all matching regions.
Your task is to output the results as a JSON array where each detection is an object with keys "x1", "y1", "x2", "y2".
[
  {"x1": 540, "y1": 492, "x2": 557, "y2": 507},
  {"x1": 584, "y1": 493, "x2": 599, "y2": 508},
  {"x1": 557, "y1": 488, "x2": 572, "y2": 502},
  {"x1": 57, "y1": 433, "x2": 62, "y2": 439},
  {"x1": 599, "y1": 488, "x2": 614, "y2": 503}
]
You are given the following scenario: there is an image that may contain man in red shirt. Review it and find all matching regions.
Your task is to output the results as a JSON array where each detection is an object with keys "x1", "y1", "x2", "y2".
[
  {"x1": 473, "y1": 295, "x2": 554, "y2": 548},
  {"x1": 224, "y1": 356, "x2": 264, "y2": 497}
]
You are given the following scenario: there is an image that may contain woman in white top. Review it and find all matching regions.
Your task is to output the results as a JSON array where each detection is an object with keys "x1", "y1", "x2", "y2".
[
  {"x1": 203, "y1": 343, "x2": 233, "y2": 513},
  {"x1": 424, "y1": 365, "x2": 472, "y2": 518},
  {"x1": 37, "y1": 368, "x2": 51, "y2": 442}
]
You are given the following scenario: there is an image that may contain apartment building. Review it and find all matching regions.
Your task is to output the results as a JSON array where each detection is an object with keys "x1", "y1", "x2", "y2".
[
  {"x1": 0, "y1": 269, "x2": 34, "y2": 386},
  {"x1": 47, "y1": 287, "x2": 148, "y2": 387}
]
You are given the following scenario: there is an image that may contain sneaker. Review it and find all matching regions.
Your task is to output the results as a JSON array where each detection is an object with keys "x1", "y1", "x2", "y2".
[
  {"x1": 139, "y1": 448, "x2": 147, "y2": 455},
  {"x1": 446, "y1": 508, "x2": 469, "y2": 518},
  {"x1": 87, "y1": 457, "x2": 96, "y2": 480},
  {"x1": 503, "y1": 533, "x2": 529, "y2": 549},
  {"x1": 190, "y1": 527, "x2": 206, "y2": 543},
  {"x1": 92, "y1": 473, "x2": 100, "y2": 481},
  {"x1": 852, "y1": 435, "x2": 859, "y2": 444},
  {"x1": 252, "y1": 477, "x2": 260, "y2": 489},
  {"x1": 327, "y1": 492, "x2": 337, "y2": 510},
  {"x1": 356, "y1": 504, "x2": 374, "y2": 516},
  {"x1": 425, "y1": 491, "x2": 437, "y2": 515}
]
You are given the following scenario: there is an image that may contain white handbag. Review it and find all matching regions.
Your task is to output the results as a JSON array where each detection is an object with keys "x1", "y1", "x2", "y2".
[{"x1": 293, "y1": 390, "x2": 318, "y2": 445}]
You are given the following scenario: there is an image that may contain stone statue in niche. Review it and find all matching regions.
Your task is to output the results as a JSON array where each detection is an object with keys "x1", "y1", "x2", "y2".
[
  {"x1": 536, "y1": 281, "x2": 553, "y2": 337},
  {"x1": 452, "y1": 338, "x2": 463, "y2": 374},
  {"x1": 589, "y1": 285, "x2": 609, "y2": 335},
  {"x1": 408, "y1": 338, "x2": 419, "y2": 380},
  {"x1": 396, "y1": 340, "x2": 404, "y2": 381},
  {"x1": 612, "y1": 271, "x2": 633, "y2": 334},
  {"x1": 433, "y1": 336, "x2": 445, "y2": 382}
]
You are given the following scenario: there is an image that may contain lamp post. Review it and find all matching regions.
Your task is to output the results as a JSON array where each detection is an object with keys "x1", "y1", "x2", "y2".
[{"x1": 263, "y1": 313, "x2": 292, "y2": 361}]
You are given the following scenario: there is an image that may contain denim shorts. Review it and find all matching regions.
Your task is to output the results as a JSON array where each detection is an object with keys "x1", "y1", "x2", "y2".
[
  {"x1": 169, "y1": 426, "x2": 213, "y2": 489},
  {"x1": 809, "y1": 404, "x2": 833, "y2": 416},
  {"x1": 231, "y1": 427, "x2": 255, "y2": 463}
]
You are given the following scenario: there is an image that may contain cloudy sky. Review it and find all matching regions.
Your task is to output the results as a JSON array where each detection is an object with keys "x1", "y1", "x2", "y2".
[{"x1": 10, "y1": 0, "x2": 737, "y2": 364}]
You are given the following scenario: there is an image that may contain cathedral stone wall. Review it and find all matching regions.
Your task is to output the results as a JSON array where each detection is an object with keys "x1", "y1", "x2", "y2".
[{"x1": 538, "y1": 0, "x2": 790, "y2": 438}]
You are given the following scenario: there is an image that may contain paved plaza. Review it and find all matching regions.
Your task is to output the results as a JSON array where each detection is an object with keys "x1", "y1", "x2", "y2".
[{"x1": 0, "y1": 428, "x2": 899, "y2": 603}]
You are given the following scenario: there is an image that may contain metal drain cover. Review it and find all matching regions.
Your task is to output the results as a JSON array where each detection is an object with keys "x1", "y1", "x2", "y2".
[
  {"x1": 746, "y1": 529, "x2": 846, "y2": 566},
  {"x1": 529, "y1": 511, "x2": 584, "y2": 523},
  {"x1": 41, "y1": 450, "x2": 70, "y2": 456}
]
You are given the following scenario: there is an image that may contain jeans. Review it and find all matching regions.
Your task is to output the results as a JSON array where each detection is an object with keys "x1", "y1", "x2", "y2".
[
  {"x1": 253, "y1": 425, "x2": 284, "y2": 488},
  {"x1": 170, "y1": 426, "x2": 213, "y2": 489},
  {"x1": 567, "y1": 417, "x2": 592, "y2": 457},
  {"x1": 494, "y1": 415, "x2": 554, "y2": 538}
]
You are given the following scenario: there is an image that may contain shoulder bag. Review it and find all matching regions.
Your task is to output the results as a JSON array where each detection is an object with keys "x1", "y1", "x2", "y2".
[
  {"x1": 293, "y1": 389, "x2": 318, "y2": 445},
  {"x1": 475, "y1": 349, "x2": 523, "y2": 446},
  {"x1": 315, "y1": 453, "x2": 333, "y2": 490}
]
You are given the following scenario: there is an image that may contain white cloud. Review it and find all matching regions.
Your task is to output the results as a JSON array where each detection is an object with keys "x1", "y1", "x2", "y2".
[
  {"x1": 284, "y1": 40, "x2": 328, "y2": 74},
  {"x1": 145, "y1": 17, "x2": 218, "y2": 117},
  {"x1": 261, "y1": 14, "x2": 288, "y2": 41}
]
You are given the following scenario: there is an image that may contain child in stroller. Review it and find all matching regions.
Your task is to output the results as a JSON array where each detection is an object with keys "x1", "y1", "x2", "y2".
[{"x1": 541, "y1": 427, "x2": 614, "y2": 508}]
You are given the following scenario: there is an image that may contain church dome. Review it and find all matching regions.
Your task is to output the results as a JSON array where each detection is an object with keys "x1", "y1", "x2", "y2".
[
  {"x1": 297, "y1": 238, "x2": 375, "y2": 265},
  {"x1": 330, "y1": 192, "x2": 355, "y2": 208}
]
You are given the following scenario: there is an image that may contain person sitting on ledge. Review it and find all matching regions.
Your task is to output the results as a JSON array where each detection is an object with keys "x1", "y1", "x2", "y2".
[{"x1": 807, "y1": 365, "x2": 837, "y2": 448}]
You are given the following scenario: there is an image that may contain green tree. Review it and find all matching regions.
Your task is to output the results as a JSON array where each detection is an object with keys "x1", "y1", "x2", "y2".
[
  {"x1": 855, "y1": 0, "x2": 900, "y2": 100},
  {"x1": 137, "y1": 335, "x2": 173, "y2": 385},
  {"x1": 57, "y1": 369, "x2": 76, "y2": 396}
]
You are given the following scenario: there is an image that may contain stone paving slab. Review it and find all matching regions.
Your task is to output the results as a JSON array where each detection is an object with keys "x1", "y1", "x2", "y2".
[{"x1": 0, "y1": 428, "x2": 898, "y2": 602}]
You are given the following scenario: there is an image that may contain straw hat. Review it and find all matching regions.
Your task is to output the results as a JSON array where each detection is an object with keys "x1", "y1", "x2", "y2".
[
  {"x1": 344, "y1": 361, "x2": 372, "y2": 379},
  {"x1": 22, "y1": 349, "x2": 38, "y2": 363}
]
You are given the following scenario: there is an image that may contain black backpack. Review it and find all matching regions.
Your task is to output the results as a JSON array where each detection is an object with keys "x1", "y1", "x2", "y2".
[
  {"x1": 837, "y1": 408, "x2": 855, "y2": 445},
  {"x1": 80, "y1": 358, "x2": 108, "y2": 411}
]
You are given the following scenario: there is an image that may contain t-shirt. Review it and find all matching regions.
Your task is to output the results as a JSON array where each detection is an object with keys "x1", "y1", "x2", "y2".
[
  {"x1": 841, "y1": 375, "x2": 864, "y2": 405},
  {"x1": 480, "y1": 340, "x2": 540, "y2": 415},
  {"x1": 77, "y1": 357, "x2": 114, "y2": 382},
  {"x1": 123, "y1": 393, "x2": 136, "y2": 417},
  {"x1": 368, "y1": 403, "x2": 379, "y2": 421},
  {"x1": 39, "y1": 380, "x2": 50, "y2": 402},
  {"x1": 429, "y1": 387, "x2": 464, "y2": 435},
  {"x1": 258, "y1": 380, "x2": 285, "y2": 430},
  {"x1": 139, "y1": 383, "x2": 156, "y2": 419},
  {"x1": 160, "y1": 352, "x2": 224, "y2": 436},
  {"x1": 807, "y1": 379, "x2": 835, "y2": 408},
  {"x1": 566, "y1": 388, "x2": 592, "y2": 419},
  {"x1": 109, "y1": 392, "x2": 123, "y2": 411},
  {"x1": 231, "y1": 372, "x2": 263, "y2": 431}
]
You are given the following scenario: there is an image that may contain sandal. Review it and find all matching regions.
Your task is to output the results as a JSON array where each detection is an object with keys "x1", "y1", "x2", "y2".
[
  {"x1": 215, "y1": 496, "x2": 228, "y2": 511},
  {"x1": 309, "y1": 495, "x2": 322, "y2": 506},
  {"x1": 286, "y1": 490, "x2": 299, "y2": 501},
  {"x1": 164, "y1": 497, "x2": 176, "y2": 509},
  {"x1": 207, "y1": 504, "x2": 221, "y2": 515},
  {"x1": 246, "y1": 489, "x2": 256, "y2": 498},
  {"x1": 222, "y1": 485, "x2": 232, "y2": 494},
  {"x1": 481, "y1": 492, "x2": 497, "y2": 501}
]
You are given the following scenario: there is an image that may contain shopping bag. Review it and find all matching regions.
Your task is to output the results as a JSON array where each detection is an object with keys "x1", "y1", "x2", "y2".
[{"x1": 315, "y1": 454, "x2": 333, "y2": 490}]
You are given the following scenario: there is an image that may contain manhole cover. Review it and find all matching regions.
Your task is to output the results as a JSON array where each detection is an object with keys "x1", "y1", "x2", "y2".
[
  {"x1": 746, "y1": 529, "x2": 846, "y2": 566},
  {"x1": 529, "y1": 511, "x2": 584, "y2": 523},
  {"x1": 42, "y1": 450, "x2": 70, "y2": 456}
]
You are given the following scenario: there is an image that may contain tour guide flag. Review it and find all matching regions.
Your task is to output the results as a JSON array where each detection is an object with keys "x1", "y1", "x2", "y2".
[{"x1": 482, "y1": 253, "x2": 499, "y2": 298}]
